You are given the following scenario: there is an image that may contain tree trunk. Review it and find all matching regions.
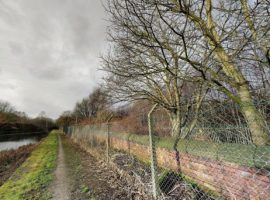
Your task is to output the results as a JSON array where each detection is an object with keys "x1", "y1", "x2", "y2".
[
  {"x1": 238, "y1": 85, "x2": 270, "y2": 145},
  {"x1": 170, "y1": 111, "x2": 181, "y2": 137}
]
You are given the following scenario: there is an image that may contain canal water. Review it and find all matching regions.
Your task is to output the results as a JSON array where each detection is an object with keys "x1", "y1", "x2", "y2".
[{"x1": 0, "y1": 135, "x2": 42, "y2": 151}]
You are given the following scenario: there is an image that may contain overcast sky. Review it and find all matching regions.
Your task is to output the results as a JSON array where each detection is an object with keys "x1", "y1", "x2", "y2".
[{"x1": 0, "y1": 0, "x2": 108, "y2": 119}]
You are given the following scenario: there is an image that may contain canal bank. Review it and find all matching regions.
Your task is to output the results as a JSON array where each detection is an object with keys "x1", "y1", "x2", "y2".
[
  {"x1": 0, "y1": 132, "x2": 47, "y2": 186},
  {"x1": 0, "y1": 143, "x2": 37, "y2": 186},
  {"x1": 0, "y1": 131, "x2": 58, "y2": 200}
]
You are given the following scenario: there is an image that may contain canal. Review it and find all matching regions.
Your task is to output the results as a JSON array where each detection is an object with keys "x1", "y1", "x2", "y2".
[{"x1": 0, "y1": 134, "x2": 44, "y2": 151}]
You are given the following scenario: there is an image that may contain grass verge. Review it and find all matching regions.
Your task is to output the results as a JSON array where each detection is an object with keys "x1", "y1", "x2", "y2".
[
  {"x1": 0, "y1": 130, "x2": 58, "y2": 200},
  {"x1": 0, "y1": 144, "x2": 36, "y2": 186}
]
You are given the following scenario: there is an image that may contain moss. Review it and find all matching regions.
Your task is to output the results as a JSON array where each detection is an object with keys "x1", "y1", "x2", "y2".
[{"x1": 0, "y1": 131, "x2": 58, "y2": 200}]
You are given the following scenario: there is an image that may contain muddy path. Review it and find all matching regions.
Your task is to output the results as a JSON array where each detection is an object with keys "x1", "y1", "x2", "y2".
[{"x1": 51, "y1": 134, "x2": 130, "y2": 200}]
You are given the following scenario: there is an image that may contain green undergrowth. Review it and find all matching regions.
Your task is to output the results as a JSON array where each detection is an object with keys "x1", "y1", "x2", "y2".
[
  {"x1": 0, "y1": 130, "x2": 58, "y2": 200},
  {"x1": 109, "y1": 131, "x2": 270, "y2": 169}
]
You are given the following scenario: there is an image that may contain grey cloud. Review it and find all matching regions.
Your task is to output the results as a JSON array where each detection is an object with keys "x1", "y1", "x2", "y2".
[
  {"x1": 0, "y1": 0, "x2": 107, "y2": 118},
  {"x1": 0, "y1": 82, "x2": 17, "y2": 90},
  {"x1": 8, "y1": 42, "x2": 24, "y2": 56},
  {"x1": 0, "y1": 1, "x2": 22, "y2": 27},
  {"x1": 31, "y1": 66, "x2": 66, "y2": 80}
]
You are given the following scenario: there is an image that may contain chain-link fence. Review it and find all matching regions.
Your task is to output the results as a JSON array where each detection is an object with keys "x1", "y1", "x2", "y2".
[{"x1": 64, "y1": 99, "x2": 270, "y2": 200}]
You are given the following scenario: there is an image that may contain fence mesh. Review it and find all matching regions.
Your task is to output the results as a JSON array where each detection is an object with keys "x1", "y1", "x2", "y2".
[{"x1": 65, "y1": 99, "x2": 270, "y2": 200}]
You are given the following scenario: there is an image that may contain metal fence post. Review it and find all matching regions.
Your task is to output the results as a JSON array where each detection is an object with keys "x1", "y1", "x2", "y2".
[{"x1": 148, "y1": 103, "x2": 160, "y2": 200}]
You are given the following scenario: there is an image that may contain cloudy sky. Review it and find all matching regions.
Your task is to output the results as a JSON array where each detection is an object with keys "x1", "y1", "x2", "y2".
[{"x1": 0, "y1": 0, "x2": 108, "y2": 119}]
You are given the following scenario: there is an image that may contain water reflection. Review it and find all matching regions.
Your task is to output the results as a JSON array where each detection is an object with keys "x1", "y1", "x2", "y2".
[{"x1": 0, "y1": 135, "x2": 41, "y2": 151}]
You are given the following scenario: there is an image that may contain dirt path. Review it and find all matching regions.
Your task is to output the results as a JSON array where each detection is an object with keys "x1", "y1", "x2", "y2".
[
  {"x1": 51, "y1": 134, "x2": 130, "y2": 200},
  {"x1": 52, "y1": 134, "x2": 71, "y2": 200}
]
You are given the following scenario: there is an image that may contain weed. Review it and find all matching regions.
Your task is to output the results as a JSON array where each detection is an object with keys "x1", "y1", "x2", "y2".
[{"x1": 80, "y1": 184, "x2": 90, "y2": 193}]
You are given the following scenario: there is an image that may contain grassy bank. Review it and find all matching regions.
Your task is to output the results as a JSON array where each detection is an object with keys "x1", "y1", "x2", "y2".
[
  {"x1": 0, "y1": 130, "x2": 58, "y2": 200},
  {"x1": 0, "y1": 144, "x2": 36, "y2": 186}
]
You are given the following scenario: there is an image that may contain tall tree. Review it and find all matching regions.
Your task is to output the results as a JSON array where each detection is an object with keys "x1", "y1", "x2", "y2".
[
  {"x1": 103, "y1": 0, "x2": 270, "y2": 145},
  {"x1": 153, "y1": 0, "x2": 270, "y2": 145},
  {"x1": 103, "y1": 0, "x2": 207, "y2": 139}
]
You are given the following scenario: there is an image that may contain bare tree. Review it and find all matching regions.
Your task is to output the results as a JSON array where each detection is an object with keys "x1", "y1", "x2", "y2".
[
  {"x1": 88, "y1": 88, "x2": 108, "y2": 117},
  {"x1": 103, "y1": 0, "x2": 270, "y2": 145},
  {"x1": 74, "y1": 87, "x2": 109, "y2": 119},
  {"x1": 56, "y1": 111, "x2": 75, "y2": 127},
  {"x1": 103, "y1": 0, "x2": 208, "y2": 140},
  {"x1": 0, "y1": 101, "x2": 15, "y2": 114},
  {"x1": 74, "y1": 98, "x2": 91, "y2": 118},
  {"x1": 152, "y1": 0, "x2": 270, "y2": 145}
]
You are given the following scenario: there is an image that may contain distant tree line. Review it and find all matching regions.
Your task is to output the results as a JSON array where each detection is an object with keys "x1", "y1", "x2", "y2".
[
  {"x1": 57, "y1": 87, "x2": 112, "y2": 127},
  {"x1": 0, "y1": 100, "x2": 56, "y2": 134},
  {"x1": 0, "y1": 101, "x2": 28, "y2": 124}
]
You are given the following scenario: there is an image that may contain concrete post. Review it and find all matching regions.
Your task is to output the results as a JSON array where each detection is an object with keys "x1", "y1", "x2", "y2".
[
  {"x1": 106, "y1": 114, "x2": 113, "y2": 163},
  {"x1": 148, "y1": 103, "x2": 160, "y2": 199}
]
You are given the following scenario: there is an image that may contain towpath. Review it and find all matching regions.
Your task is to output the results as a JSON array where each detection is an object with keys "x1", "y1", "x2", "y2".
[{"x1": 51, "y1": 134, "x2": 129, "y2": 200}]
